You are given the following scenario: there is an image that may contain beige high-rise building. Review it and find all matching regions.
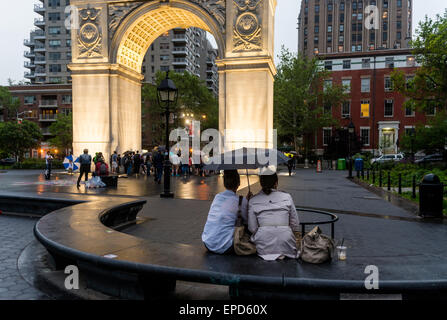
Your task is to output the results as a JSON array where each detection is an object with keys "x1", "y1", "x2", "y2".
[
  {"x1": 298, "y1": 0, "x2": 413, "y2": 57},
  {"x1": 24, "y1": 1, "x2": 218, "y2": 95}
]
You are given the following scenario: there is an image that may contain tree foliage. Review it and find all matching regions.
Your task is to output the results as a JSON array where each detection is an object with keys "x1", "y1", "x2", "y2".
[
  {"x1": 0, "y1": 86, "x2": 20, "y2": 118},
  {"x1": 48, "y1": 113, "x2": 73, "y2": 154},
  {"x1": 0, "y1": 120, "x2": 42, "y2": 160},
  {"x1": 141, "y1": 71, "x2": 219, "y2": 137},
  {"x1": 391, "y1": 10, "x2": 447, "y2": 113},
  {"x1": 274, "y1": 47, "x2": 348, "y2": 153},
  {"x1": 399, "y1": 111, "x2": 447, "y2": 156}
]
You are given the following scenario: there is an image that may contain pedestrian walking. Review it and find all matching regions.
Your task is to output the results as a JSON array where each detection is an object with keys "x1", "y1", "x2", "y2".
[
  {"x1": 45, "y1": 151, "x2": 53, "y2": 180},
  {"x1": 116, "y1": 154, "x2": 121, "y2": 174},
  {"x1": 111, "y1": 151, "x2": 118, "y2": 174},
  {"x1": 134, "y1": 151, "x2": 141, "y2": 174},
  {"x1": 153, "y1": 150, "x2": 164, "y2": 184},
  {"x1": 77, "y1": 149, "x2": 92, "y2": 188}
]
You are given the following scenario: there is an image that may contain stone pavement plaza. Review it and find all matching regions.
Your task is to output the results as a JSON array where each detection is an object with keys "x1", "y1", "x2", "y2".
[{"x1": 0, "y1": 168, "x2": 446, "y2": 299}]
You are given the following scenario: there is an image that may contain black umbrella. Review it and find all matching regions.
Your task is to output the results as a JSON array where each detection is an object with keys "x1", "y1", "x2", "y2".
[{"x1": 203, "y1": 147, "x2": 290, "y2": 192}]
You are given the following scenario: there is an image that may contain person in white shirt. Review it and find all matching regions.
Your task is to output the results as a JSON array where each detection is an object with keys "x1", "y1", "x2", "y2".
[
  {"x1": 45, "y1": 151, "x2": 53, "y2": 180},
  {"x1": 202, "y1": 170, "x2": 251, "y2": 254}
]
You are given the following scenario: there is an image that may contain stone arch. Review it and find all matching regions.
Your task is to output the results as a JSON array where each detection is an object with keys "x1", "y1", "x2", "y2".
[
  {"x1": 110, "y1": 1, "x2": 226, "y2": 74},
  {"x1": 70, "y1": 0, "x2": 277, "y2": 161}
]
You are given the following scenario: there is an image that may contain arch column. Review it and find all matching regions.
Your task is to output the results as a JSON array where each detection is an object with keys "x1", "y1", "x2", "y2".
[{"x1": 69, "y1": 63, "x2": 143, "y2": 161}]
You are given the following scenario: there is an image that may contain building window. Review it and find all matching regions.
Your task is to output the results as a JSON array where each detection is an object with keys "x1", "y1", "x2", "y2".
[
  {"x1": 384, "y1": 99, "x2": 394, "y2": 117},
  {"x1": 362, "y1": 58, "x2": 371, "y2": 68},
  {"x1": 328, "y1": 14, "x2": 332, "y2": 23},
  {"x1": 361, "y1": 78, "x2": 370, "y2": 92},
  {"x1": 324, "y1": 103, "x2": 332, "y2": 114},
  {"x1": 385, "y1": 57, "x2": 394, "y2": 68},
  {"x1": 340, "y1": 2, "x2": 345, "y2": 10},
  {"x1": 361, "y1": 100, "x2": 370, "y2": 117},
  {"x1": 49, "y1": 64, "x2": 62, "y2": 72},
  {"x1": 384, "y1": 77, "x2": 393, "y2": 91},
  {"x1": 49, "y1": 77, "x2": 62, "y2": 83},
  {"x1": 343, "y1": 60, "x2": 351, "y2": 69},
  {"x1": 315, "y1": 15, "x2": 319, "y2": 23},
  {"x1": 49, "y1": 52, "x2": 61, "y2": 60},
  {"x1": 324, "y1": 61, "x2": 332, "y2": 70},
  {"x1": 24, "y1": 96, "x2": 35, "y2": 105},
  {"x1": 160, "y1": 55, "x2": 170, "y2": 61},
  {"x1": 324, "y1": 79, "x2": 332, "y2": 91},
  {"x1": 397, "y1": 21, "x2": 402, "y2": 29},
  {"x1": 49, "y1": 40, "x2": 61, "y2": 48},
  {"x1": 405, "y1": 105, "x2": 415, "y2": 117},
  {"x1": 314, "y1": 36, "x2": 319, "y2": 44},
  {"x1": 48, "y1": 13, "x2": 61, "y2": 21},
  {"x1": 361, "y1": 128, "x2": 370, "y2": 146},
  {"x1": 339, "y1": 35, "x2": 344, "y2": 43},
  {"x1": 397, "y1": 0, "x2": 402, "y2": 7},
  {"x1": 62, "y1": 95, "x2": 72, "y2": 104},
  {"x1": 342, "y1": 79, "x2": 351, "y2": 93},
  {"x1": 383, "y1": 32, "x2": 388, "y2": 42},
  {"x1": 323, "y1": 128, "x2": 332, "y2": 146},
  {"x1": 315, "y1": 26, "x2": 319, "y2": 33},
  {"x1": 315, "y1": 5, "x2": 319, "y2": 13},
  {"x1": 342, "y1": 101, "x2": 351, "y2": 117},
  {"x1": 328, "y1": 25, "x2": 332, "y2": 33},
  {"x1": 340, "y1": 13, "x2": 344, "y2": 23},
  {"x1": 426, "y1": 105, "x2": 436, "y2": 116},
  {"x1": 49, "y1": 27, "x2": 61, "y2": 35},
  {"x1": 160, "y1": 43, "x2": 170, "y2": 50},
  {"x1": 160, "y1": 66, "x2": 170, "y2": 72},
  {"x1": 340, "y1": 24, "x2": 344, "y2": 32}
]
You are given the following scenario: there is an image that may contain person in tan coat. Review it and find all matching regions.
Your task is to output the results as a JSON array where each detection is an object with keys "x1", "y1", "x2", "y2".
[{"x1": 248, "y1": 172, "x2": 300, "y2": 261}]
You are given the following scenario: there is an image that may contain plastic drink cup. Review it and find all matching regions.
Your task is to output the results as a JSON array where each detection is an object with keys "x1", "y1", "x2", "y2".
[{"x1": 337, "y1": 246, "x2": 347, "y2": 261}]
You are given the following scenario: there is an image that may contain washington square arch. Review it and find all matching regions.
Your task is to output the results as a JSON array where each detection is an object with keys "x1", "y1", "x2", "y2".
[{"x1": 69, "y1": 0, "x2": 277, "y2": 160}]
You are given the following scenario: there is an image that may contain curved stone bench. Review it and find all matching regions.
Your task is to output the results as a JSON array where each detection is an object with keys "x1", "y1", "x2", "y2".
[{"x1": 34, "y1": 196, "x2": 447, "y2": 300}]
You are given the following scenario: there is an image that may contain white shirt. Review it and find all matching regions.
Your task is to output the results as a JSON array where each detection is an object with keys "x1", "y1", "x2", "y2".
[
  {"x1": 202, "y1": 190, "x2": 248, "y2": 254},
  {"x1": 45, "y1": 154, "x2": 53, "y2": 165}
]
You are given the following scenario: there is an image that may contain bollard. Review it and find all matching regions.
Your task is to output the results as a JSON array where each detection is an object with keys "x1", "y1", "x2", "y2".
[
  {"x1": 379, "y1": 170, "x2": 382, "y2": 187},
  {"x1": 398, "y1": 173, "x2": 402, "y2": 194},
  {"x1": 412, "y1": 175, "x2": 416, "y2": 199},
  {"x1": 387, "y1": 171, "x2": 391, "y2": 191}
]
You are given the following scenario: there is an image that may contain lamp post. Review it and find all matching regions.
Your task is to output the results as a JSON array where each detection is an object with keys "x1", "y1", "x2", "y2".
[
  {"x1": 348, "y1": 120, "x2": 355, "y2": 179},
  {"x1": 157, "y1": 71, "x2": 178, "y2": 198}
]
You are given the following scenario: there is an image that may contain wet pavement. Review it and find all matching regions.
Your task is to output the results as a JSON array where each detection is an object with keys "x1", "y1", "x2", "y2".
[{"x1": 0, "y1": 168, "x2": 445, "y2": 300}]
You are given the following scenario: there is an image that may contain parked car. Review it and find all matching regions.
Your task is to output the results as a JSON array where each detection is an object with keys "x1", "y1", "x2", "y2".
[
  {"x1": 370, "y1": 153, "x2": 404, "y2": 165},
  {"x1": 415, "y1": 153, "x2": 444, "y2": 165},
  {"x1": 0, "y1": 158, "x2": 16, "y2": 166}
]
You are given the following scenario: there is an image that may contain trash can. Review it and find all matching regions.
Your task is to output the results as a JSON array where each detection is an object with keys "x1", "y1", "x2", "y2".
[
  {"x1": 419, "y1": 174, "x2": 444, "y2": 218},
  {"x1": 354, "y1": 158, "x2": 364, "y2": 172},
  {"x1": 337, "y1": 158, "x2": 346, "y2": 170}
]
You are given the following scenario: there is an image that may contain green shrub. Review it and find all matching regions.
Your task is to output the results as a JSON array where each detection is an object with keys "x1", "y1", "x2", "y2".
[{"x1": 12, "y1": 158, "x2": 64, "y2": 170}]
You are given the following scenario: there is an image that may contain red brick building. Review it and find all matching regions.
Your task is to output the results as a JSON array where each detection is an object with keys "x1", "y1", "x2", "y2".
[
  {"x1": 5, "y1": 84, "x2": 72, "y2": 158},
  {"x1": 314, "y1": 48, "x2": 431, "y2": 156}
]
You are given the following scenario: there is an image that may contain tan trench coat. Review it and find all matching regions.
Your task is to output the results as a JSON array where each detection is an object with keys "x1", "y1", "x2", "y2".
[{"x1": 248, "y1": 190, "x2": 300, "y2": 261}]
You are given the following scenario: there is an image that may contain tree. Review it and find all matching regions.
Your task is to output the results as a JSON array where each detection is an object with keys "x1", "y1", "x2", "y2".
[
  {"x1": 0, "y1": 120, "x2": 42, "y2": 160},
  {"x1": 391, "y1": 10, "x2": 447, "y2": 114},
  {"x1": 274, "y1": 47, "x2": 348, "y2": 154},
  {"x1": 0, "y1": 86, "x2": 20, "y2": 119},
  {"x1": 141, "y1": 71, "x2": 219, "y2": 144},
  {"x1": 48, "y1": 113, "x2": 73, "y2": 155},
  {"x1": 399, "y1": 111, "x2": 447, "y2": 156}
]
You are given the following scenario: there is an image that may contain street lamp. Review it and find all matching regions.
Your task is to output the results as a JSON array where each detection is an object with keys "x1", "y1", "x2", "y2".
[
  {"x1": 157, "y1": 71, "x2": 178, "y2": 198},
  {"x1": 348, "y1": 120, "x2": 355, "y2": 179}
]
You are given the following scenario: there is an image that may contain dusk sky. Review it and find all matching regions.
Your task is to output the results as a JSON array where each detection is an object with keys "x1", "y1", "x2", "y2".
[{"x1": 0, "y1": 0, "x2": 446, "y2": 85}]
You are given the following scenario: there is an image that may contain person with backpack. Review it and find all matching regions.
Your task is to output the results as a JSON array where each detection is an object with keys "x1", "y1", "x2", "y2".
[
  {"x1": 153, "y1": 149, "x2": 164, "y2": 184},
  {"x1": 77, "y1": 149, "x2": 92, "y2": 188},
  {"x1": 95, "y1": 157, "x2": 109, "y2": 176}
]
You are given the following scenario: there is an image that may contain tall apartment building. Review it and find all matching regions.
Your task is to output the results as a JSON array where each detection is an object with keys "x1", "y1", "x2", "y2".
[
  {"x1": 24, "y1": 1, "x2": 219, "y2": 95},
  {"x1": 298, "y1": 0, "x2": 413, "y2": 57},
  {"x1": 24, "y1": 0, "x2": 72, "y2": 84},
  {"x1": 141, "y1": 28, "x2": 219, "y2": 95}
]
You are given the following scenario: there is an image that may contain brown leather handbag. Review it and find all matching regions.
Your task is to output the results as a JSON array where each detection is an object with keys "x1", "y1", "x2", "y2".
[
  {"x1": 233, "y1": 196, "x2": 257, "y2": 256},
  {"x1": 299, "y1": 226, "x2": 335, "y2": 264}
]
